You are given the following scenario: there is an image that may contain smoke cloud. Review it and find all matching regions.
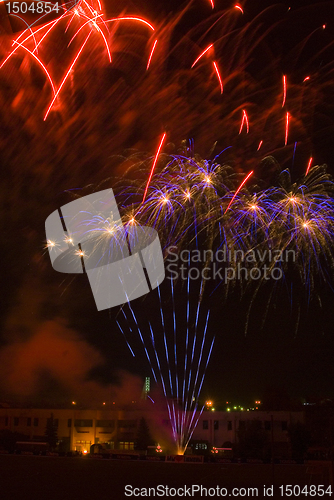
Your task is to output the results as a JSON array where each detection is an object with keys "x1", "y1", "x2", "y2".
[{"x1": 0, "y1": 319, "x2": 144, "y2": 406}]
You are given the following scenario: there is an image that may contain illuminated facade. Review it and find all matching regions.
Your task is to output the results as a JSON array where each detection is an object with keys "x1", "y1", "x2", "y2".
[
  {"x1": 0, "y1": 407, "x2": 304, "y2": 453},
  {"x1": 0, "y1": 408, "x2": 147, "y2": 453}
]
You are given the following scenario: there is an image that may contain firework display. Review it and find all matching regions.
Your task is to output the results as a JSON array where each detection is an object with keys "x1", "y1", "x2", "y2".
[
  {"x1": 0, "y1": 0, "x2": 156, "y2": 120},
  {"x1": 1, "y1": 0, "x2": 331, "y2": 165},
  {"x1": 118, "y1": 277, "x2": 214, "y2": 454},
  {"x1": 113, "y1": 154, "x2": 334, "y2": 452},
  {"x1": 113, "y1": 154, "x2": 334, "y2": 293}
]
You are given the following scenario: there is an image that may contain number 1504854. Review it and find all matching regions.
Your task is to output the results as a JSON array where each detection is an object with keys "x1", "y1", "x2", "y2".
[
  {"x1": 5, "y1": 2, "x2": 62, "y2": 15},
  {"x1": 279, "y1": 485, "x2": 332, "y2": 497}
]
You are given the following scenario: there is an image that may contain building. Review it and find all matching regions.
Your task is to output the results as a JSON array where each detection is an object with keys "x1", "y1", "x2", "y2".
[
  {"x1": 193, "y1": 410, "x2": 304, "y2": 457},
  {"x1": 0, "y1": 407, "x2": 156, "y2": 453},
  {"x1": 0, "y1": 407, "x2": 304, "y2": 455}
]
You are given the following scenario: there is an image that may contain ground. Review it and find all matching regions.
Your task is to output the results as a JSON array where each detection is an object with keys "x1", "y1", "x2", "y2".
[{"x1": 0, "y1": 454, "x2": 331, "y2": 499}]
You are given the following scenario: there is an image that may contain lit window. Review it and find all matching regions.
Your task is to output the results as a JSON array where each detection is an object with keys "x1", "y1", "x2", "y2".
[
  {"x1": 119, "y1": 442, "x2": 134, "y2": 450},
  {"x1": 195, "y1": 443, "x2": 207, "y2": 450}
]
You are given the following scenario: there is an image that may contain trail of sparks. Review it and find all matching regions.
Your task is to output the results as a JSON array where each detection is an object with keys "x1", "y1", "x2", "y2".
[
  {"x1": 257, "y1": 140, "x2": 263, "y2": 151},
  {"x1": 187, "y1": 311, "x2": 209, "y2": 412},
  {"x1": 234, "y1": 4, "x2": 244, "y2": 14},
  {"x1": 239, "y1": 109, "x2": 249, "y2": 134},
  {"x1": 81, "y1": 0, "x2": 108, "y2": 30},
  {"x1": 1, "y1": 15, "x2": 69, "y2": 69},
  {"x1": 184, "y1": 338, "x2": 215, "y2": 451},
  {"x1": 156, "y1": 285, "x2": 178, "y2": 442},
  {"x1": 157, "y1": 286, "x2": 174, "y2": 395},
  {"x1": 306, "y1": 156, "x2": 313, "y2": 176},
  {"x1": 127, "y1": 302, "x2": 159, "y2": 383},
  {"x1": 12, "y1": 40, "x2": 56, "y2": 96},
  {"x1": 67, "y1": 14, "x2": 103, "y2": 47},
  {"x1": 149, "y1": 322, "x2": 167, "y2": 394},
  {"x1": 292, "y1": 141, "x2": 298, "y2": 167},
  {"x1": 180, "y1": 275, "x2": 191, "y2": 444},
  {"x1": 92, "y1": 22, "x2": 112, "y2": 63},
  {"x1": 191, "y1": 44, "x2": 214, "y2": 68},
  {"x1": 142, "y1": 132, "x2": 167, "y2": 203},
  {"x1": 282, "y1": 75, "x2": 287, "y2": 107},
  {"x1": 213, "y1": 61, "x2": 223, "y2": 94},
  {"x1": 171, "y1": 278, "x2": 179, "y2": 403},
  {"x1": 147, "y1": 39, "x2": 158, "y2": 70},
  {"x1": 116, "y1": 320, "x2": 135, "y2": 357},
  {"x1": 209, "y1": 0, "x2": 214, "y2": 9},
  {"x1": 119, "y1": 273, "x2": 213, "y2": 453},
  {"x1": 285, "y1": 112, "x2": 290, "y2": 146},
  {"x1": 10, "y1": 14, "x2": 39, "y2": 52},
  {"x1": 121, "y1": 297, "x2": 159, "y2": 384},
  {"x1": 44, "y1": 31, "x2": 92, "y2": 121},
  {"x1": 105, "y1": 16, "x2": 155, "y2": 32},
  {"x1": 82, "y1": 0, "x2": 99, "y2": 15},
  {"x1": 224, "y1": 170, "x2": 254, "y2": 213},
  {"x1": 35, "y1": 12, "x2": 71, "y2": 52},
  {"x1": 65, "y1": 10, "x2": 78, "y2": 32},
  {"x1": 184, "y1": 406, "x2": 205, "y2": 452},
  {"x1": 1, "y1": 2, "x2": 157, "y2": 120},
  {"x1": 13, "y1": 15, "x2": 55, "y2": 45},
  {"x1": 184, "y1": 334, "x2": 215, "y2": 452}
]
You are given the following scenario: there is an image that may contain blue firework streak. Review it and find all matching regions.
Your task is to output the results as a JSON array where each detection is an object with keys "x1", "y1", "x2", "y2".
[{"x1": 118, "y1": 276, "x2": 214, "y2": 454}]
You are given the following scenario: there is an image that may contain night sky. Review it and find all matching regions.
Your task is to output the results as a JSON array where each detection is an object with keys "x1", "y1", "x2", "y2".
[{"x1": 0, "y1": 0, "x2": 334, "y2": 409}]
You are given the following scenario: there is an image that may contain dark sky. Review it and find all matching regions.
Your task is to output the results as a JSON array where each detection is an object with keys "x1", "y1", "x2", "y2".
[{"x1": 0, "y1": 0, "x2": 334, "y2": 408}]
